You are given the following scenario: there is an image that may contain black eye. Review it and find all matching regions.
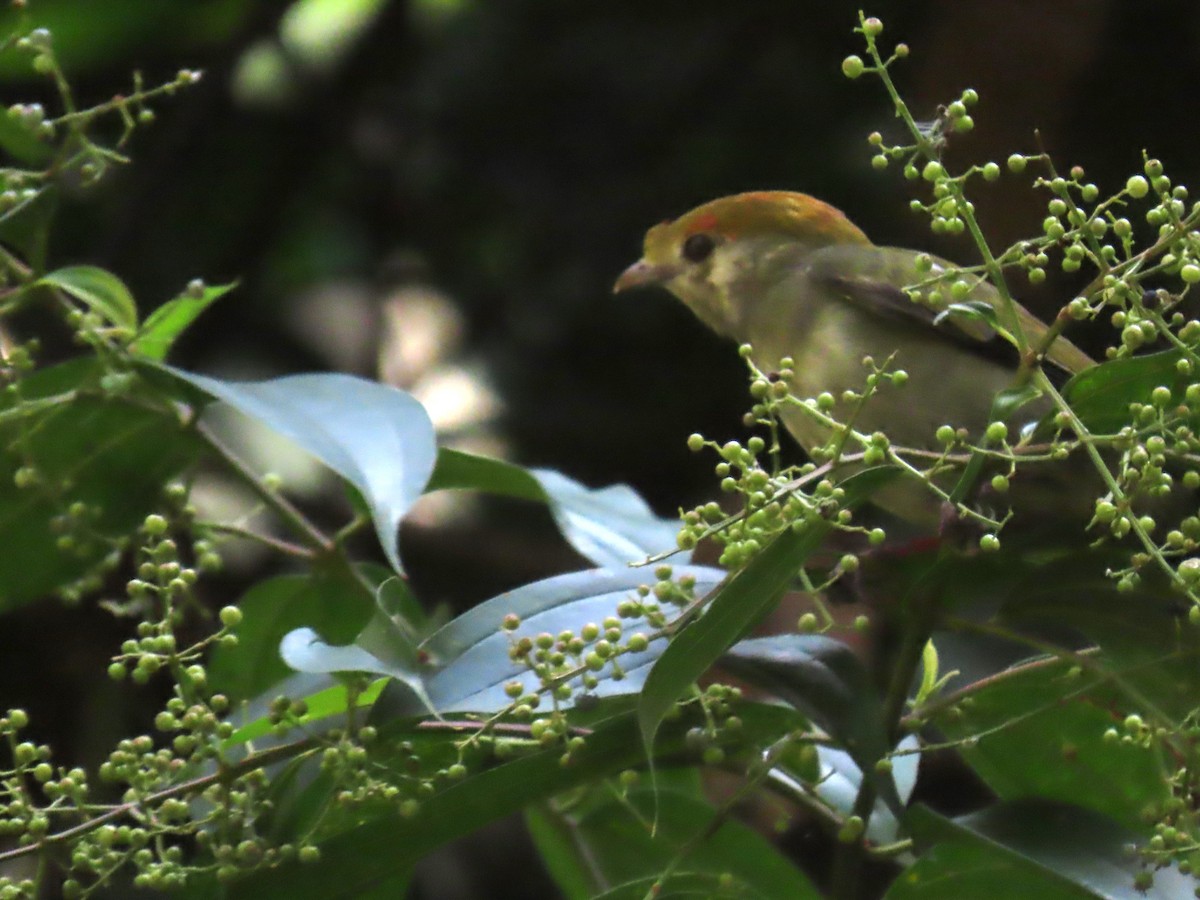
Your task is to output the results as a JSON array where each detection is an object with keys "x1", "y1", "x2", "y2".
[{"x1": 682, "y1": 232, "x2": 715, "y2": 263}]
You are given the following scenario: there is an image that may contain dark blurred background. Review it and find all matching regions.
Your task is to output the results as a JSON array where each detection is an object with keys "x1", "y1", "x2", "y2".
[
  {"x1": 1, "y1": 0, "x2": 1197, "y2": 895},
  {"x1": 21, "y1": 0, "x2": 1197, "y2": 522}
]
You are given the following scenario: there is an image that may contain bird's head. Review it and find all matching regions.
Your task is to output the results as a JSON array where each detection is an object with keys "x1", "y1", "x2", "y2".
[{"x1": 614, "y1": 191, "x2": 870, "y2": 337}]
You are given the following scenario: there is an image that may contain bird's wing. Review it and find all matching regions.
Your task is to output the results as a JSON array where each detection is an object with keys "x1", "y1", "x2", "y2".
[{"x1": 804, "y1": 244, "x2": 1094, "y2": 375}]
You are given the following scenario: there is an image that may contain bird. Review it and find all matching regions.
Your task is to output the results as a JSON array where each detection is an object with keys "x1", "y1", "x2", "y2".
[{"x1": 613, "y1": 190, "x2": 1096, "y2": 527}]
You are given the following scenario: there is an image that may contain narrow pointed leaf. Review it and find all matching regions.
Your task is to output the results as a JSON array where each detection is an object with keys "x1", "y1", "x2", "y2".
[{"x1": 131, "y1": 281, "x2": 237, "y2": 360}]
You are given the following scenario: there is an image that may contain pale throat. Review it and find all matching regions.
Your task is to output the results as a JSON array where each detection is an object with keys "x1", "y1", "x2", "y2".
[{"x1": 680, "y1": 237, "x2": 813, "y2": 342}]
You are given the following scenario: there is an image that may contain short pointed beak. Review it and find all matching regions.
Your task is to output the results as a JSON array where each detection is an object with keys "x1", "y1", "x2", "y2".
[{"x1": 613, "y1": 259, "x2": 677, "y2": 294}]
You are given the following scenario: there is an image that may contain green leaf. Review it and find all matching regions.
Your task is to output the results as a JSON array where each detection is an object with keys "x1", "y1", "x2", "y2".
[
  {"x1": 528, "y1": 787, "x2": 820, "y2": 900},
  {"x1": 227, "y1": 704, "x2": 799, "y2": 899},
  {"x1": 130, "y1": 281, "x2": 237, "y2": 360},
  {"x1": 721, "y1": 634, "x2": 900, "y2": 812},
  {"x1": 0, "y1": 181, "x2": 55, "y2": 272},
  {"x1": 1061, "y1": 349, "x2": 1188, "y2": 434},
  {"x1": 0, "y1": 113, "x2": 53, "y2": 166},
  {"x1": 365, "y1": 565, "x2": 725, "y2": 719},
  {"x1": 38, "y1": 265, "x2": 138, "y2": 333},
  {"x1": 208, "y1": 570, "x2": 376, "y2": 703},
  {"x1": 0, "y1": 360, "x2": 197, "y2": 609},
  {"x1": 221, "y1": 678, "x2": 386, "y2": 749},
  {"x1": 891, "y1": 801, "x2": 1191, "y2": 899},
  {"x1": 428, "y1": 448, "x2": 681, "y2": 567},
  {"x1": 637, "y1": 467, "x2": 893, "y2": 766},
  {"x1": 932, "y1": 656, "x2": 1173, "y2": 832},
  {"x1": 161, "y1": 369, "x2": 438, "y2": 574}
]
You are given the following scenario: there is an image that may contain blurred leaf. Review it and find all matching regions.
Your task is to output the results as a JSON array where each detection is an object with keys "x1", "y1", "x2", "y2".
[
  {"x1": 131, "y1": 281, "x2": 237, "y2": 361},
  {"x1": 0, "y1": 360, "x2": 196, "y2": 609},
  {"x1": 281, "y1": 0, "x2": 387, "y2": 69},
  {"x1": 370, "y1": 565, "x2": 725, "y2": 719},
  {"x1": 208, "y1": 569, "x2": 375, "y2": 703},
  {"x1": 38, "y1": 264, "x2": 137, "y2": 332},
  {"x1": 162, "y1": 369, "x2": 437, "y2": 574},
  {"x1": 0, "y1": 113, "x2": 52, "y2": 165},
  {"x1": 0, "y1": 1, "x2": 252, "y2": 77},
  {"x1": 527, "y1": 787, "x2": 820, "y2": 900},
  {"x1": 0, "y1": 184, "x2": 54, "y2": 271},
  {"x1": 429, "y1": 448, "x2": 682, "y2": 566},
  {"x1": 890, "y1": 801, "x2": 1191, "y2": 899}
]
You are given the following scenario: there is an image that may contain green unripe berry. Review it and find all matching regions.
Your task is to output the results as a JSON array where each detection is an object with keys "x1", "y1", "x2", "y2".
[
  {"x1": 841, "y1": 55, "x2": 865, "y2": 79},
  {"x1": 922, "y1": 161, "x2": 945, "y2": 182},
  {"x1": 1126, "y1": 175, "x2": 1149, "y2": 199},
  {"x1": 1006, "y1": 154, "x2": 1026, "y2": 174}
]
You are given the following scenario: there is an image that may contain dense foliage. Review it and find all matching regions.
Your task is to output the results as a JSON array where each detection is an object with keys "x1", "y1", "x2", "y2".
[{"x1": 0, "y1": 4, "x2": 1198, "y2": 899}]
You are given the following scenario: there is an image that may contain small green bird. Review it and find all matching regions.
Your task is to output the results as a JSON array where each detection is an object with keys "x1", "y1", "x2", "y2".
[{"x1": 615, "y1": 190, "x2": 1095, "y2": 525}]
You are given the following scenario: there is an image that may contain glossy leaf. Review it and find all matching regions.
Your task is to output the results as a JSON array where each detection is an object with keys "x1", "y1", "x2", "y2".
[
  {"x1": 162, "y1": 369, "x2": 438, "y2": 574},
  {"x1": 891, "y1": 801, "x2": 1190, "y2": 899},
  {"x1": 38, "y1": 265, "x2": 138, "y2": 333},
  {"x1": 366, "y1": 565, "x2": 725, "y2": 719},
  {"x1": 428, "y1": 448, "x2": 682, "y2": 567},
  {"x1": 1061, "y1": 349, "x2": 1188, "y2": 434},
  {"x1": 722, "y1": 634, "x2": 890, "y2": 783},
  {"x1": 280, "y1": 628, "x2": 435, "y2": 714},
  {"x1": 130, "y1": 281, "x2": 237, "y2": 360}
]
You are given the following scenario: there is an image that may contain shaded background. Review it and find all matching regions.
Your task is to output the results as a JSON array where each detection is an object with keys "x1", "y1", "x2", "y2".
[{"x1": 1, "y1": 0, "x2": 1196, "y2": 895}]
